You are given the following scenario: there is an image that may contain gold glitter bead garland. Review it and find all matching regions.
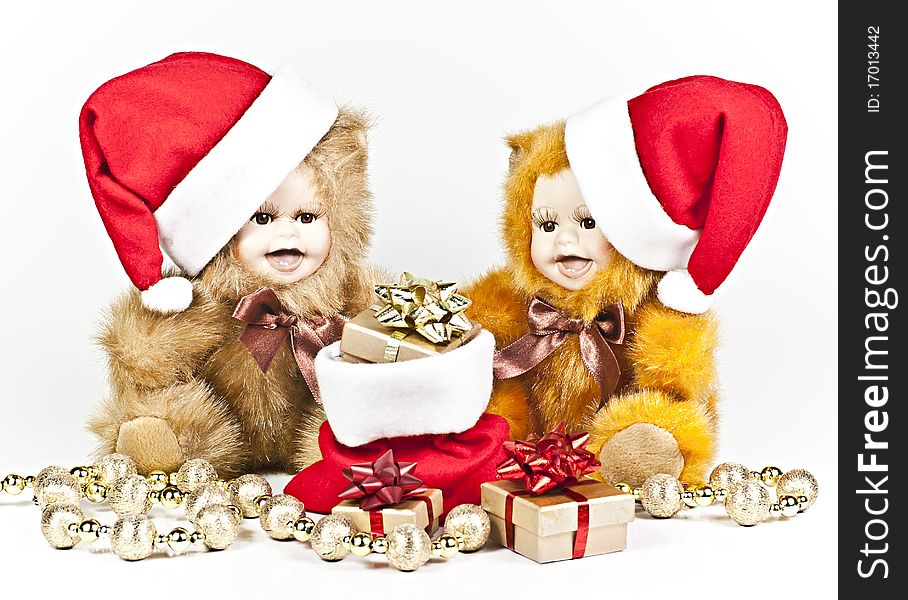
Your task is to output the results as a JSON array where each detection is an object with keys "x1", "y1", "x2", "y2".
[
  {"x1": 3, "y1": 455, "x2": 247, "y2": 560},
  {"x1": 615, "y1": 463, "x2": 818, "y2": 527},
  {"x1": 250, "y1": 491, "x2": 490, "y2": 571}
]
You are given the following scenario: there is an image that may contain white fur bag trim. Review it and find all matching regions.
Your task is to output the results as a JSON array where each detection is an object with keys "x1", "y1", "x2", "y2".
[{"x1": 314, "y1": 329, "x2": 496, "y2": 447}]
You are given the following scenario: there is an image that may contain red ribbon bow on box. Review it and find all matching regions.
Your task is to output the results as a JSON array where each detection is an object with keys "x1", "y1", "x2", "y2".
[
  {"x1": 496, "y1": 423, "x2": 602, "y2": 495},
  {"x1": 338, "y1": 450, "x2": 428, "y2": 510},
  {"x1": 233, "y1": 287, "x2": 347, "y2": 405}
]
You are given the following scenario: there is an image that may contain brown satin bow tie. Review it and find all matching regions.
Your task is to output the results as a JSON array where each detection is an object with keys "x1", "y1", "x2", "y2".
[
  {"x1": 232, "y1": 287, "x2": 347, "y2": 405},
  {"x1": 493, "y1": 296, "x2": 626, "y2": 404}
]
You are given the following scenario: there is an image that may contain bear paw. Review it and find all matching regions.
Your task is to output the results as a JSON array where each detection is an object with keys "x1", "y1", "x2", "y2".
[
  {"x1": 116, "y1": 416, "x2": 184, "y2": 475},
  {"x1": 598, "y1": 423, "x2": 683, "y2": 488}
]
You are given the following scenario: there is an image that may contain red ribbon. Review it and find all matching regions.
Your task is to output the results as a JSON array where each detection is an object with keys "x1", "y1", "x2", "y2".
[
  {"x1": 496, "y1": 423, "x2": 601, "y2": 495},
  {"x1": 232, "y1": 287, "x2": 346, "y2": 405},
  {"x1": 493, "y1": 296, "x2": 625, "y2": 404},
  {"x1": 369, "y1": 511, "x2": 385, "y2": 536},
  {"x1": 367, "y1": 494, "x2": 436, "y2": 537},
  {"x1": 338, "y1": 450, "x2": 428, "y2": 511},
  {"x1": 504, "y1": 480, "x2": 598, "y2": 559}
]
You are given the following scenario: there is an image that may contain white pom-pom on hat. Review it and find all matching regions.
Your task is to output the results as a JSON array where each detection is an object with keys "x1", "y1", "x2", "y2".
[{"x1": 140, "y1": 277, "x2": 194, "y2": 314}]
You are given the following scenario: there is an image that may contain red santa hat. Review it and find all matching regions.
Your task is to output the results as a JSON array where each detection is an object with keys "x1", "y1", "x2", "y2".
[
  {"x1": 79, "y1": 52, "x2": 338, "y2": 313},
  {"x1": 564, "y1": 75, "x2": 787, "y2": 313}
]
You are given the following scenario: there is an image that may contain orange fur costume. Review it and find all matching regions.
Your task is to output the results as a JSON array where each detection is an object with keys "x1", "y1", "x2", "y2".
[
  {"x1": 89, "y1": 109, "x2": 378, "y2": 478},
  {"x1": 463, "y1": 122, "x2": 718, "y2": 487}
]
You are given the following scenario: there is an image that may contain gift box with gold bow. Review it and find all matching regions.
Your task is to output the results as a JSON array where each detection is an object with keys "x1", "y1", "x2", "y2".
[
  {"x1": 329, "y1": 450, "x2": 443, "y2": 536},
  {"x1": 340, "y1": 272, "x2": 482, "y2": 364},
  {"x1": 480, "y1": 425, "x2": 635, "y2": 563}
]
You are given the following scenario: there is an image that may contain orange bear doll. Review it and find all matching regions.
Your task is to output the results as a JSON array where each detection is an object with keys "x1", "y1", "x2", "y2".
[{"x1": 464, "y1": 75, "x2": 787, "y2": 487}]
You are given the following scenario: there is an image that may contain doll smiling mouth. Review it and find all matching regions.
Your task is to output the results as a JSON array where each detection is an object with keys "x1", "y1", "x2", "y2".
[
  {"x1": 556, "y1": 255, "x2": 593, "y2": 279},
  {"x1": 266, "y1": 249, "x2": 304, "y2": 273}
]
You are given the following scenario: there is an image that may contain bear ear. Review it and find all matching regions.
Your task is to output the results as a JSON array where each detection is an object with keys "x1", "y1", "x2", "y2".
[{"x1": 505, "y1": 130, "x2": 534, "y2": 171}]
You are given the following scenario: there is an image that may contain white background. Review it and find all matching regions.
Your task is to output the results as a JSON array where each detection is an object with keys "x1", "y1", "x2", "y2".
[{"x1": 0, "y1": 1, "x2": 837, "y2": 596}]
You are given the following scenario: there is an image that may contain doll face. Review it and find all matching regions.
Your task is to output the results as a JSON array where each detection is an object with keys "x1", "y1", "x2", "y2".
[
  {"x1": 234, "y1": 168, "x2": 331, "y2": 284},
  {"x1": 529, "y1": 169, "x2": 612, "y2": 291}
]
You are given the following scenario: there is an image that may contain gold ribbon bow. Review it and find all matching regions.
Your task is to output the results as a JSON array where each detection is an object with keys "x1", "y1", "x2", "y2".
[{"x1": 372, "y1": 272, "x2": 474, "y2": 344}]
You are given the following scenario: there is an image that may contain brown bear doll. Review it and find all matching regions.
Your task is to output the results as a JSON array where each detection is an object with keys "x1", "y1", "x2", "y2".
[
  {"x1": 465, "y1": 75, "x2": 787, "y2": 487},
  {"x1": 80, "y1": 53, "x2": 377, "y2": 478}
]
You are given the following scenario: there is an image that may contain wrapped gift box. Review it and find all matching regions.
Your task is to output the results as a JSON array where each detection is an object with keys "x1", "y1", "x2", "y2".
[
  {"x1": 481, "y1": 478, "x2": 634, "y2": 563},
  {"x1": 340, "y1": 307, "x2": 481, "y2": 364},
  {"x1": 331, "y1": 488, "x2": 443, "y2": 537}
]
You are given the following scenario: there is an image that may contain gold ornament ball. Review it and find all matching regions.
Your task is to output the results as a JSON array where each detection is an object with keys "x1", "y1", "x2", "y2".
[
  {"x1": 227, "y1": 504, "x2": 243, "y2": 523},
  {"x1": 174, "y1": 458, "x2": 218, "y2": 493},
  {"x1": 3, "y1": 473, "x2": 26, "y2": 495},
  {"x1": 292, "y1": 516, "x2": 316, "y2": 542},
  {"x1": 34, "y1": 466, "x2": 69, "y2": 491},
  {"x1": 349, "y1": 531, "x2": 373, "y2": 557},
  {"x1": 614, "y1": 482, "x2": 632, "y2": 495},
  {"x1": 227, "y1": 474, "x2": 272, "y2": 518},
  {"x1": 714, "y1": 488, "x2": 727, "y2": 503},
  {"x1": 433, "y1": 533, "x2": 461, "y2": 558},
  {"x1": 196, "y1": 504, "x2": 240, "y2": 550},
  {"x1": 694, "y1": 486, "x2": 716, "y2": 507},
  {"x1": 78, "y1": 519, "x2": 102, "y2": 543},
  {"x1": 96, "y1": 453, "x2": 138, "y2": 486},
  {"x1": 769, "y1": 503, "x2": 782, "y2": 518},
  {"x1": 40, "y1": 503, "x2": 84, "y2": 549},
  {"x1": 760, "y1": 466, "x2": 783, "y2": 487},
  {"x1": 708, "y1": 463, "x2": 750, "y2": 494},
  {"x1": 724, "y1": 480, "x2": 771, "y2": 526},
  {"x1": 190, "y1": 531, "x2": 206, "y2": 545},
  {"x1": 69, "y1": 466, "x2": 92, "y2": 485},
  {"x1": 371, "y1": 536, "x2": 388, "y2": 554},
  {"x1": 682, "y1": 490, "x2": 697, "y2": 508},
  {"x1": 640, "y1": 474, "x2": 684, "y2": 518},
  {"x1": 443, "y1": 504, "x2": 490, "y2": 552},
  {"x1": 776, "y1": 469, "x2": 819, "y2": 511},
  {"x1": 779, "y1": 495, "x2": 800, "y2": 518},
  {"x1": 254, "y1": 495, "x2": 272, "y2": 515},
  {"x1": 167, "y1": 527, "x2": 191, "y2": 553},
  {"x1": 160, "y1": 485, "x2": 184, "y2": 509},
  {"x1": 310, "y1": 515, "x2": 356, "y2": 561},
  {"x1": 259, "y1": 494, "x2": 305, "y2": 540},
  {"x1": 147, "y1": 471, "x2": 169, "y2": 492},
  {"x1": 108, "y1": 474, "x2": 153, "y2": 516},
  {"x1": 797, "y1": 495, "x2": 809, "y2": 512},
  {"x1": 386, "y1": 523, "x2": 432, "y2": 571},
  {"x1": 184, "y1": 482, "x2": 237, "y2": 523},
  {"x1": 84, "y1": 482, "x2": 108, "y2": 504},
  {"x1": 35, "y1": 472, "x2": 81, "y2": 509},
  {"x1": 110, "y1": 514, "x2": 157, "y2": 561}
]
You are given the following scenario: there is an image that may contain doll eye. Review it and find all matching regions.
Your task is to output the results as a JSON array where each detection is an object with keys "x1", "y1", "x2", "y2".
[
  {"x1": 251, "y1": 213, "x2": 272, "y2": 225},
  {"x1": 540, "y1": 221, "x2": 557, "y2": 233},
  {"x1": 296, "y1": 213, "x2": 318, "y2": 224},
  {"x1": 581, "y1": 217, "x2": 596, "y2": 230}
]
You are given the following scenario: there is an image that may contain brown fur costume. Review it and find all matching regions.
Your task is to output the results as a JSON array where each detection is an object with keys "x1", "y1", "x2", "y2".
[
  {"x1": 89, "y1": 108, "x2": 377, "y2": 478},
  {"x1": 463, "y1": 121, "x2": 718, "y2": 486}
]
